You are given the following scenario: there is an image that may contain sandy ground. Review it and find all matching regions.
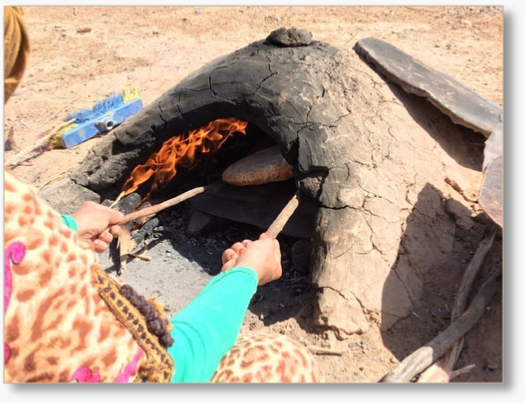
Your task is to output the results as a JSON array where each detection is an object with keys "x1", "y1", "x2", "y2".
[{"x1": 3, "y1": 6, "x2": 504, "y2": 384}]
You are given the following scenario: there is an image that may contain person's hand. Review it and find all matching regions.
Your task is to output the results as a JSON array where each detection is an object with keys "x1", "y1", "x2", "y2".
[
  {"x1": 70, "y1": 201, "x2": 123, "y2": 253},
  {"x1": 220, "y1": 232, "x2": 282, "y2": 286}
]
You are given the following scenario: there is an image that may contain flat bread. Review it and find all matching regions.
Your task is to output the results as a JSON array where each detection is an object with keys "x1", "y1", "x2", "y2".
[{"x1": 222, "y1": 145, "x2": 293, "y2": 186}]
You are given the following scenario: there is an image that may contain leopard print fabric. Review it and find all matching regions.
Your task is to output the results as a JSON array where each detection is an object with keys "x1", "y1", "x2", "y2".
[
  {"x1": 4, "y1": 169, "x2": 146, "y2": 383},
  {"x1": 211, "y1": 332, "x2": 325, "y2": 383},
  {"x1": 3, "y1": 170, "x2": 325, "y2": 384}
]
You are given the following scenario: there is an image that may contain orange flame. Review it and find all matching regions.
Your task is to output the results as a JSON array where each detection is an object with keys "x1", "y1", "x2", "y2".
[{"x1": 121, "y1": 117, "x2": 247, "y2": 199}]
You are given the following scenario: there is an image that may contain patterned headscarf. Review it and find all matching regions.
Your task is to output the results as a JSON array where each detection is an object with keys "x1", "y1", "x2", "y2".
[{"x1": 4, "y1": 6, "x2": 30, "y2": 102}]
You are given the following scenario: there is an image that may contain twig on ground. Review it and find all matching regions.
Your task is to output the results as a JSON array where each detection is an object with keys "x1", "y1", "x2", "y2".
[
  {"x1": 416, "y1": 223, "x2": 498, "y2": 383},
  {"x1": 128, "y1": 253, "x2": 152, "y2": 262},
  {"x1": 449, "y1": 364, "x2": 476, "y2": 381},
  {"x1": 6, "y1": 118, "x2": 75, "y2": 166},
  {"x1": 411, "y1": 311, "x2": 424, "y2": 321},
  {"x1": 379, "y1": 268, "x2": 501, "y2": 383},
  {"x1": 307, "y1": 346, "x2": 345, "y2": 356}
]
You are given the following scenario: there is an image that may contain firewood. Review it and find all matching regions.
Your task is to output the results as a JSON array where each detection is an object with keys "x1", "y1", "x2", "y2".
[
  {"x1": 128, "y1": 253, "x2": 152, "y2": 262},
  {"x1": 6, "y1": 118, "x2": 76, "y2": 166},
  {"x1": 417, "y1": 223, "x2": 498, "y2": 382},
  {"x1": 379, "y1": 269, "x2": 501, "y2": 383},
  {"x1": 307, "y1": 346, "x2": 345, "y2": 356},
  {"x1": 116, "y1": 225, "x2": 136, "y2": 276}
]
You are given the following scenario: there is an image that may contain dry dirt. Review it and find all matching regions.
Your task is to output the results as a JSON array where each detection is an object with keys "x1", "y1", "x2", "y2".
[{"x1": 3, "y1": 6, "x2": 503, "y2": 384}]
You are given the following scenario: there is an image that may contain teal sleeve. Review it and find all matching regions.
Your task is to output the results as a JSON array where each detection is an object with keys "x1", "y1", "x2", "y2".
[
  {"x1": 60, "y1": 214, "x2": 78, "y2": 231},
  {"x1": 167, "y1": 266, "x2": 258, "y2": 383}
]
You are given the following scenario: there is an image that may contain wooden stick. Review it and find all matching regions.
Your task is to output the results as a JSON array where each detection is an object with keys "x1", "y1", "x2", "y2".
[
  {"x1": 307, "y1": 346, "x2": 345, "y2": 356},
  {"x1": 128, "y1": 253, "x2": 152, "y2": 262},
  {"x1": 379, "y1": 270, "x2": 501, "y2": 383},
  {"x1": 117, "y1": 185, "x2": 211, "y2": 225},
  {"x1": 417, "y1": 223, "x2": 498, "y2": 382},
  {"x1": 266, "y1": 190, "x2": 301, "y2": 239},
  {"x1": 449, "y1": 364, "x2": 476, "y2": 381},
  {"x1": 6, "y1": 118, "x2": 76, "y2": 166}
]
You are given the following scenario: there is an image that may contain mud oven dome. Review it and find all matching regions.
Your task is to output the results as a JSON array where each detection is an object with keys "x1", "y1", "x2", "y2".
[{"x1": 44, "y1": 28, "x2": 498, "y2": 339}]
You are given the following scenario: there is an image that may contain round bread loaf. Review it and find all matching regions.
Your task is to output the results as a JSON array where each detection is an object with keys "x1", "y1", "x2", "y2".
[{"x1": 222, "y1": 145, "x2": 294, "y2": 186}]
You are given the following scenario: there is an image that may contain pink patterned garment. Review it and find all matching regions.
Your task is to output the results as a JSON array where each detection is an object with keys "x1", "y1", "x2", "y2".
[
  {"x1": 4, "y1": 169, "x2": 145, "y2": 382},
  {"x1": 70, "y1": 350, "x2": 143, "y2": 383},
  {"x1": 4, "y1": 241, "x2": 26, "y2": 365}
]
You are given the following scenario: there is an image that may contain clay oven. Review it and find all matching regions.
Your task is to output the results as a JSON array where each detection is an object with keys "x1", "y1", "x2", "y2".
[{"x1": 44, "y1": 28, "x2": 492, "y2": 339}]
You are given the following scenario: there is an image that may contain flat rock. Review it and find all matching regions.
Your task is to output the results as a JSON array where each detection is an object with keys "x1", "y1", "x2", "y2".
[
  {"x1": 354, "y1": 37, "x2": 503, "y2": 138},
  {"x1": 354, "y1": 36, "x2": 503, "y2": 228}
]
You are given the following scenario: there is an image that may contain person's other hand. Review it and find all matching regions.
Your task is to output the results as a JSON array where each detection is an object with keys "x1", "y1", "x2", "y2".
[
  {"x1": 71, "y1": 201, "x2": 123, "y2": 253},
  {"x1": 220, "y1": 232, "x2": 282, "y2": 286}
]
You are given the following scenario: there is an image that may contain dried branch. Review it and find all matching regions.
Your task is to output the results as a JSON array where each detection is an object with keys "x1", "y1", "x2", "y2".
[
  {"x1": 128, "y1": 253, "x2": 152, "y2": 262},
  {"x1": 380, "y1": 270, "x2": 501, "y2": 383},
  {"x1": 307, "y1": 346, "x2": 345, "y2": 356},
  {"x1": 6, "y1": 118, "x2": 75, "y2": 166},
  {"x1": 417, "y1": 223, "x2": 498, "y2": 382},
  {"x1": 449, "y1": 364, "x2": 476, "y2": 381}
]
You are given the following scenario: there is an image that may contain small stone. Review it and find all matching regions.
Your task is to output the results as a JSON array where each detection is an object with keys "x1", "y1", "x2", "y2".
[
  {"x1": 484, "y1": 359, "x2": 499, "y2": 370},
  {"x1": 266, "y1": 27, "x2": 313, "y2": 47},
  {"x1": 266, "y1": 14, "x2": 282, "y2": 23}
]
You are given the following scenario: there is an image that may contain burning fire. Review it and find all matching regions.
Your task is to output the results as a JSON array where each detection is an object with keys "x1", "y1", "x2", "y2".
[{"x1": 121, "y1": 117, "x2": 247, "y2": 200}]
